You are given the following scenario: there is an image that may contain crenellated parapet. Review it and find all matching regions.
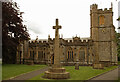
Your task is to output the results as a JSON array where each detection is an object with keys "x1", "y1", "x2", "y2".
[
  {"x1": 29, "y1": 40, "x2": 49, "y2": 47},
  {"x1": 97, "y1": 8, "x2": 112, "y2": 14},
  {"x1": 64, "y1": 39, "x2": 93, "y2": 46},
  {"x1": 90, "y1": 4, "x2": 112, "y2": 14},
  {"x1": 29, "y1": 40, "x2": 48, "y2": 44}
]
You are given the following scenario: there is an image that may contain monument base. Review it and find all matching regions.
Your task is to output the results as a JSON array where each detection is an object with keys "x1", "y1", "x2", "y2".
[
  {"x1": 44, "y1": 67, "x2": 70, "y2": 79},
  {"x1": 93, "y1": 63, "x2": 104, "y2": 69}
]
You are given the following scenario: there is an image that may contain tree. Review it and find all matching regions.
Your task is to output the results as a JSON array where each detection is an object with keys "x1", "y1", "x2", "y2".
[
  {"x1": 117, "y1": 16, "x2": 120, "y2": 21},
  {"x1": 2, "y1": 1, "x2": 29, "y2": 64},
  {"x1": 116, "y1": 33, "x2": 120, "y2": 60},
  {"x1": 117, "y1": 16, "x2": 120, "y2": 61}
]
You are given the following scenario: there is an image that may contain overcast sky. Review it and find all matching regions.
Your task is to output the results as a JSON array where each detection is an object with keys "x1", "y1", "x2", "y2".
[{"x1": 14, "y1": 0, "x2": 119, "y2": 40}]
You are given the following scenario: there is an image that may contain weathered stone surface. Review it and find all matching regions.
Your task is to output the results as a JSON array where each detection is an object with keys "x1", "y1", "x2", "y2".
[
  {"x1": 75, "y1": 63, "x2": 79, "y2": 70},
  {"x1": 90, "y1": 4, "x2": 117, "y2": 69},
  {"x1": 100, "y1": 61, "x2": 111, "y2": 67},
  {"x1": 16, "y1": 4, "x2": 118, "y2": 67},
  {"x1": 48, "y1": 67, "x2": 66, "y2": 73},
  {"x1": 93, "y1": 63, "x2": 104, "y2": 69},
  {"x1": 26, "y1": 60, "x2": 34, "y2": 65},
  {"x1": 44, "y1": 71, "x2": 70, "y2": 79},
  {"x1": 44, "y1": 19, "x2": 70, "y2": 79}
]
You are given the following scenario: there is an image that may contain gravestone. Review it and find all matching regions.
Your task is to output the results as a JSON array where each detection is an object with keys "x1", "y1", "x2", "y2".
[{"x1": 75, "y1": 55, "x2": 79, "y2": 70}]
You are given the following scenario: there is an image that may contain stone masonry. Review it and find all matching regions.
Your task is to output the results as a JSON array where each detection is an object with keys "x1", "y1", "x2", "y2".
[
  {"x1": 44, "y1": 19, "x2": 70, "y2": 79},
  {"x1": 16, "y1": 4, "x2": 118, "y2": 67}
]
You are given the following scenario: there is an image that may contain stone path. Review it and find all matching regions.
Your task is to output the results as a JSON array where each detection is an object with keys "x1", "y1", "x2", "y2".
[
  {"x1": 87, "y1": 67, "x2": 119, "y2": 82},
  {"x1": 8, "y1": 67, "x2": 49, "y2": 80}
]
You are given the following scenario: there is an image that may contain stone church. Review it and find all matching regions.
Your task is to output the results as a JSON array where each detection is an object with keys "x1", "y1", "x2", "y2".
[{"x1": 16, "y1": 4, "x2": 118, "y2": 66}]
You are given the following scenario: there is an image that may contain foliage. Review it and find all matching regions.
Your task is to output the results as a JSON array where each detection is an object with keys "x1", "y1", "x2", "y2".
[
  {"x1": 118, "y1": 61, "x2": 120, "y2": 65},
  {"x1": 2, "y1": 64, "x2": 46, "y2": 80},
  {"x1": 117, "y1": 16, "x2": 120, "y2": 21},
  {"x1": 116, "y1": 16, "x2": 120, "y2": 60},
  {"x1": 2, "y1": 1, "x2": 29, "y2": 64},
  {"x1": 30, "y1": 66, "x2": 117, "y2": 80},
  {"x1": 116, "y1": 33, "x2": 120, "y2": 61}
]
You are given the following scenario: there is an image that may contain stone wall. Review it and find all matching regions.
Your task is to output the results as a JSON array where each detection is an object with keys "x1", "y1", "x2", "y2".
[
  {"x1": 16, "y1": 4, "x2": 117, "y2": 66},
  {"x1": 90, "y1": 4, "x2": 117, "y2": 66}
]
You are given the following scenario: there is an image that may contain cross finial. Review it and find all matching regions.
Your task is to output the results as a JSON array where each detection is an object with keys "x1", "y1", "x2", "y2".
[{"x1": 53, "y1": 18, "x2": 62, "y2": 29}]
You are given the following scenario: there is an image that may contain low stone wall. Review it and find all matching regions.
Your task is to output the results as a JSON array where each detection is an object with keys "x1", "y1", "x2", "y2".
[
  {"x1": 61, "y1": 62, "x2": 91, "y2": 66},
  {"x1": 34, "y1": 61, "x2": 47, "y2": 64},
  {"x1": 100, "y1": 61, "x2": 112, "y2": 67}
]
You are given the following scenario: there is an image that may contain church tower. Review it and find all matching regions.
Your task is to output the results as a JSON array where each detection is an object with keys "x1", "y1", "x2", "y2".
[{"x1": 90, "y1": 4, "x2": 117, "y2": 67}]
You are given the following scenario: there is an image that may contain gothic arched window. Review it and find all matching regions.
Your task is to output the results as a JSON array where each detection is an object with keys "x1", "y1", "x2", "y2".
[
  {"x1": 72, "y1": 51, "x2": 73, "y2": 58},
  {"x1": 68, "y1": 51, "x2": 69, "y2": 59},
  {"x1": 67, "y1": 48, "x2": 74, "y2": 60},
  {"x1": 99, "y1": 15, "x2": 105, "y2": 26}
]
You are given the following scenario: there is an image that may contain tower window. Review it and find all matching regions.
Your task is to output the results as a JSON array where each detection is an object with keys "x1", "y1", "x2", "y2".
[{"x1": 99, "y1": 15, "x2": 105, "y2": 26}]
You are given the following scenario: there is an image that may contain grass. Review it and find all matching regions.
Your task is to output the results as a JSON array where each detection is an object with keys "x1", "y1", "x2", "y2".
[
  {"x1": 2, "y1": 64, "x2": 47, "y2": 80},
  {"x1": 0, "y1": 59, "x2": 2, "y2": 81},
  {"x1": 0, "y1": 60, "x2": 2, "y2": 64},
  {"x1": 118, "y1": 61, "x2": 120, "y2": 65},
  {"x1": 30, "y1": 66, "x2": 118, "y2": 81},
  {"x1": 0, "y1": 64, "x2": 1, "y2": 81}
]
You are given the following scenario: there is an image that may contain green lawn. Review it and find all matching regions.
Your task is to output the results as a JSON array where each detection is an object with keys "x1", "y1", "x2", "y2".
[
  {"x1": 2, "y1": 64, "x2": 47, "y2": 80},
  {"x1": 0, "y1": 59, "x2": 2, "y2": 81},
  {"x1": 0, "y1": 60, "x2": 2, "y2": 64},
  {"x1": 118, "y1": 61, "x2": 120, "y2": 65},
  {"x1": 30, "y1": 66, "x2": 118, "y2": 81},
  {"x1": 0, "y1": 65, "x2": 1, "y2": 81}
]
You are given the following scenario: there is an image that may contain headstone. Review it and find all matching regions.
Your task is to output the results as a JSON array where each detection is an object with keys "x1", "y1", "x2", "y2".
[
  {"x1": 75, "y1": 63, "x2": 79, "y2": 70},
  {"x1": 75, "y1": 52, "x2": 79, "y2": 70}
]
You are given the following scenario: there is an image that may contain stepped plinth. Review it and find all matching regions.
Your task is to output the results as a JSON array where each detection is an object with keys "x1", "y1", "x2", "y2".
[
  {"x1": 44, "y1": 67, "x2": 70, "y2": 79},
  {"x1": 44, "y1": 19, "x2": 70, "y2": 79}
]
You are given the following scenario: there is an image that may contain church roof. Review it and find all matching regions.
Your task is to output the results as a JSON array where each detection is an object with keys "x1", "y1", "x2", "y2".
[
  {"x1": 64, "y1": 37, "x2": 90, "y2": 42},
  {"x1": 30, "y1": 37, "x2": 90, "y2": 42}
]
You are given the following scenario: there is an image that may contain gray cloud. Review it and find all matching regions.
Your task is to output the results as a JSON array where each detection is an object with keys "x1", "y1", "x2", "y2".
[
  {"x1": 0, "y1": 0, "x2": 11, "y2": 2},
  {"x1": 26, "y1": 21, "x2": 43, "y2": 35}
]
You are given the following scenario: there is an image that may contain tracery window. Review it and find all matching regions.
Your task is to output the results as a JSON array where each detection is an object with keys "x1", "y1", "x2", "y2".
[
  {"x1": 30, "y1": 51, "x2": 34, "y2": 60},
  {"x1": 68, "y1": 51, "x2": 69, "y2": 59},
  {"x1": 67, "y1": 48, "x2": 74, "y2": 60},
  {"x1": 30, "y1": 51, "x2": 33, "y2": 59}
]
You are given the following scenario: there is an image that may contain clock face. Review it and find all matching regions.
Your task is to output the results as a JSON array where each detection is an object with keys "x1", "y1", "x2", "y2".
[
  {"x1": 99, "y1": 28, "x2": 110, "y2": 41},
  {"x1": 102, "y1": 28, "x2": 105, "y2": 32}
]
